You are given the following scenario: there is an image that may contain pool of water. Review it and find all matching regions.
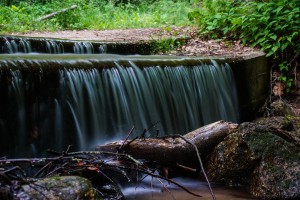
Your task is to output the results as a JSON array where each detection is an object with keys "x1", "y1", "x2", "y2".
[{"x1": 122, "y1": 177, "x2": 256, "y2": 200}]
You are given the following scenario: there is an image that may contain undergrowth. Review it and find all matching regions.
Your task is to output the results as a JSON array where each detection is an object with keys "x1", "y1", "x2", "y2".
[
  {"x1": 0, "y1": 0, "x2": 196, "y2": 33},
  {"x1": 189, "y1": 0, "x2": 299, "y2": 95}
]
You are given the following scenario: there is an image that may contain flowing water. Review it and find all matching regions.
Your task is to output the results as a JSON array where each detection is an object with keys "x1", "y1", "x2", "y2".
[
  {"x1": 1, "y1": 38, "x2": 32, "y2": 53},
  {"x1": 46, "y1": 40, "x2": 64, "y2": 54},
  {"x1": 0, "y1": 51, "x2": 253, "y2": 198},
  {"x1": 0, "y1": 55, "x2": 238, "y2": 157},
  {"x1": 1, "y1": 37, "x2": 111, "y2": 54},
  {"x1": 122, "y1": 177, "x2": 255, "y2": 200}
]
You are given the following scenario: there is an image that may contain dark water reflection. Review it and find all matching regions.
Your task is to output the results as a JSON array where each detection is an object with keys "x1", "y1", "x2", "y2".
[{"x1": 122, "y1": 177, "x2": 256, "y2": 200}]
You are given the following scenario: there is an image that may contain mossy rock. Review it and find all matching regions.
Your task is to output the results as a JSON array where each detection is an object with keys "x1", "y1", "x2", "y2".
[
  {"x1": 207, "y1": 117, "x2": 300, "y2": 199},
  {"x1": 206, "y1": 124, "x2": 260, "y2": 185},
  {"x1": 17, "y1": 176, "x2": 102, "y2": 200}
]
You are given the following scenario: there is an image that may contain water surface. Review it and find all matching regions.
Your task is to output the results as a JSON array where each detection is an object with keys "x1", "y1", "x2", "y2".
[{"x1": 123, "y1": 177, "x2": 256, "y2": 200}]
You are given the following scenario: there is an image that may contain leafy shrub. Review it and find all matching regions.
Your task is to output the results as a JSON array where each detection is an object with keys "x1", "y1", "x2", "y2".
[{"x1": 190, "y1": 0, "x2": 300, "y2": 93}]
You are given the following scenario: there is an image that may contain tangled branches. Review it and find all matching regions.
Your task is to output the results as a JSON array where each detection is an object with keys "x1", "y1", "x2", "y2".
[{"x1": 0, "y1": 147, "x2": 202, "y2": 199}]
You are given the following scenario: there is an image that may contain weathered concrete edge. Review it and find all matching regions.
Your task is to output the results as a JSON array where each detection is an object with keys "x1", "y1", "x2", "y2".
[
  {"x1": 0, "y1": 35, "x2": 189, "y2": 55},
  {"x1": 229, "y1": 52, "x2": 269, "y2": 122}
]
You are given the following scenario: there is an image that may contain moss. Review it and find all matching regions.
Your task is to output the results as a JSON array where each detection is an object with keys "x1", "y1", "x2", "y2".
[
  {"x1": 245, "y1": 130, "x2": 300, "y2": 162},
  {"x1": 246, "y1": 132, "x2": 278, "y2": 158}
]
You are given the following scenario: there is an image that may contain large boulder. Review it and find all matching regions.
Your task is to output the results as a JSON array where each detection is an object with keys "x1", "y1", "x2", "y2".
[{"x1": 206, "y1": 116, "x2": 300, "y2": 199}]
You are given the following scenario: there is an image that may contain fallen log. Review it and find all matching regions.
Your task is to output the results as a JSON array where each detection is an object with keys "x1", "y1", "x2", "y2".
[
  {"x1": 37, "y1": 5, "x2": 78, "y2": 21},
  {"x1": 96, "y1": 121, "x2": 238, "y2": 166}
]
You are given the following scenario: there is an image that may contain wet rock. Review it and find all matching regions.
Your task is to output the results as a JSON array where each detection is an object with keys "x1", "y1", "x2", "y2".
[
  {"x1": 207, "y1": 117, "x2": 300, "y2": 199},
  {"x1": 16, "y1": 176, "x2": 101, "y2": 200}
]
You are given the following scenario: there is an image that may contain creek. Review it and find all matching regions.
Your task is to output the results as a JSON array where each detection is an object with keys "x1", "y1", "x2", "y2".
[
  {"x1": 0, "y1": 36, "x2": 267, "y2": 199},
  {"x1": 123, "y1": 177, "x2": 255, "y2": 200}
]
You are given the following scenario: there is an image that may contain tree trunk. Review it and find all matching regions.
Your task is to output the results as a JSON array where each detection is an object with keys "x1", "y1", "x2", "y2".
[{"x1": 96, "y1": 121, "x2": 238, "y2": 166}]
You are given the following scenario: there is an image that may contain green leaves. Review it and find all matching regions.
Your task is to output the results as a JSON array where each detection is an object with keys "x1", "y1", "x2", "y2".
[
  {"x1": 279, "y1": 62, "x2": 288, "y2": 72},
  {"x1": 191, "y1": 0, "x2": 299, "y2": 94},
  {"x1": 0, "y1": 0, "x2": 196, "y2": 33}
]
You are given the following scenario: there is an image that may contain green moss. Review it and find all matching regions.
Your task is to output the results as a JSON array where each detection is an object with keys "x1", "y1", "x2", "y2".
[
  {"x1": 246, "y1": 131, "x2": 300, "y2": 162},
  {"x1": 246, "y1": 132, "x2": 278, "y2": 157}
]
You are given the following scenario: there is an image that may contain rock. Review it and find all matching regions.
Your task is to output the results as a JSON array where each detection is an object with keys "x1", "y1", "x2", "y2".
[
  {"x1": 270, "y1": 99, "x2": 297, "y2": 116},
  {"x1": 206, "y1": 117, "x2": 300, "y2": 199},
  {"x1": 16, "y1": 176, "x2": 101, "y2": 200}
]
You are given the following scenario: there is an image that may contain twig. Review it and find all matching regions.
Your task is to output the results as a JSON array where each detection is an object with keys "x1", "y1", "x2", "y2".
[
  {"x1": 176, "y1": 163, "x2": 197, "y2": 172},
  {"x1": 124, "y1": 136, "x2": 138, "y2": 148},
  {"x1": 140, "y1": 121, "x2": 160, "y2": 139},
  {"x1": 161, "y1": 134, "x2": 216, "y2": 200},
  {"x1": 180, "y1": 135, "x2": 216, "y2": 200},
  {"x1": 139, "y1": 129, "x2": 147, "y2": 139},
  {"x1": 106, "y1": 163, "x2": 202, "y2": 198},
  {"x1": 118, "y1": 126, "x2": 135, "y2": 151},
  {"x1": 34, "y1": 161, "x2": 54, "y2": 178},
  {"x1": 156, "y1": 177, "x2": 176, "y2": 200},
  {"x1": 46, "y1": 162, "x2": 68, "y2": 177},
  {"x1": 0, "y1": 166, "x2": 21, "y2": 174},
  {"x1": 64, "y1": 145, "x2": 73, "y2": 154}
]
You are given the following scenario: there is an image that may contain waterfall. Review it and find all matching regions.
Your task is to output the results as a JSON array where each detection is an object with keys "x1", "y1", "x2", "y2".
[
  {"x1": 46, "y1": 40, "x2": 64, "y2": 54},
  {"x1": 73, "y1": 42, "x2": 94, "y2": 54},
  {"x1": 1, "y1": 38, "x2": 32, "y2": 53},
  {"x1": 99, "y1": 44, "x2": 108, "y2": 53},
  {"x1": 0, "y1": 56, "x2": 239, "y2": 157}
]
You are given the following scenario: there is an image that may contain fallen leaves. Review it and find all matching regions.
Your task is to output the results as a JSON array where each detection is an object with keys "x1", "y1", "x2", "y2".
[{"x1": 273, "y1": 82, "x2": 285, "y2": 96}]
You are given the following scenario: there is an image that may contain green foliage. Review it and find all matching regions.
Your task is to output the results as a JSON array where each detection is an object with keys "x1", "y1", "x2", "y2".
[
  {"x1": 0, "y1": 0, "x2": 194, "y2": 33},
  {"x1": 0, "y1": 0, "x2": 51, "y2": 6},
  {"x1": 150, "y1": 37, "x2": 184, "y2": 54},
  {"x1": 190, "y1": 0, "x2": 300, "y2": 94},
  {"x1": 149, "y1": 26, "x2": 187, "y2": 54}
]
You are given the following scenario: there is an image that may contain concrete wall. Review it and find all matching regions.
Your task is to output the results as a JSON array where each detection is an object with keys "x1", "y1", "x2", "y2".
[{"x1": 229, "y1": 52, "x2": 269, "y2": 122}]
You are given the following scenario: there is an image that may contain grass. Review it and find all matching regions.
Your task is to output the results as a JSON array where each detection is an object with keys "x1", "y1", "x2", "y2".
[{"x1": 0, "y1": 0, "x2": 197, "y2": 34}]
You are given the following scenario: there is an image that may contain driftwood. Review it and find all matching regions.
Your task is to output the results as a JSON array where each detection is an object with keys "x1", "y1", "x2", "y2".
[
  {"x1": 37, "y1": 5, "x2": 77, "y2": 21},
  {"x1": 96, "y1": 121, "x2": 238, "y2": 166}
]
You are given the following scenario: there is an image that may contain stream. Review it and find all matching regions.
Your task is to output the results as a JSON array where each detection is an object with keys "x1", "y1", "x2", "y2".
[
  {"x1": 122, "y1": 177, "x2": 256, "y2": 200},
  {"x1": 0, "y1": 37, "x2": 268, "y2": 199}
]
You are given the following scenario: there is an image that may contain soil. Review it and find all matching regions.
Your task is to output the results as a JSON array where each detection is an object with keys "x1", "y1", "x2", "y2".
[{"x1": 13, "y1": 27, "x2": 259, "y2": 57}]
